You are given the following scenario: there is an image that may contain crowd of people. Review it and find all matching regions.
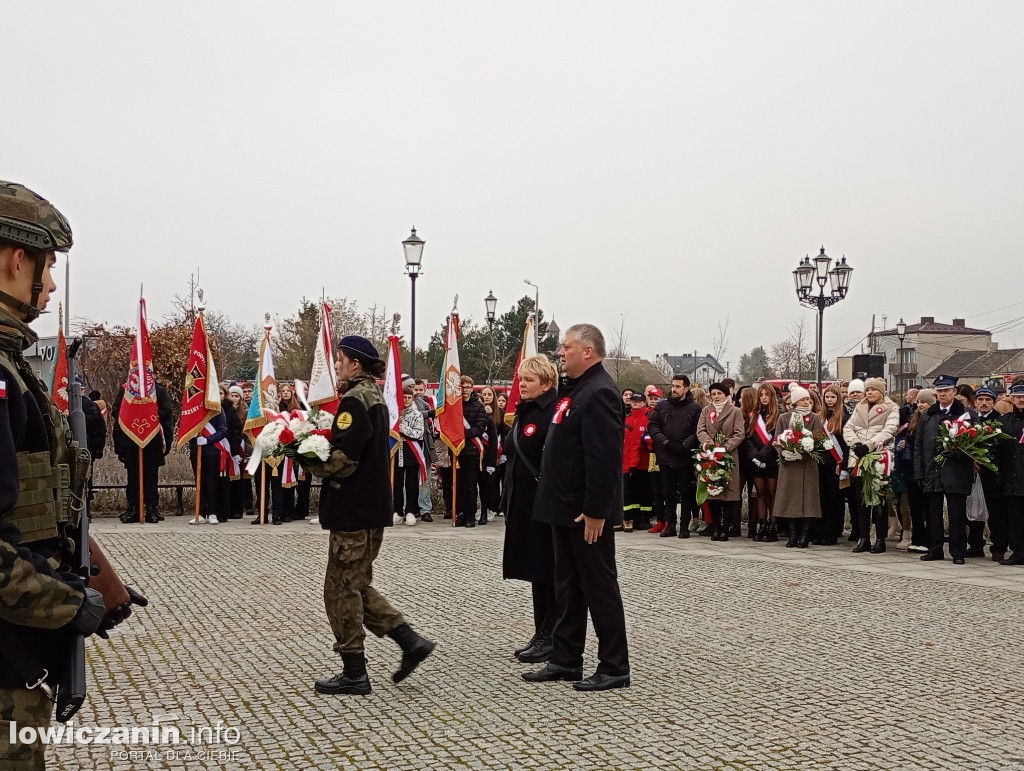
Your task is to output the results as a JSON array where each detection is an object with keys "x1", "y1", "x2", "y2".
[
  {"x1": 100, "y1": 360, "x2": 1024, "y2": 572},
  {"x1": 614, "y1": 374, "x2": 1024, "y2": 566}
]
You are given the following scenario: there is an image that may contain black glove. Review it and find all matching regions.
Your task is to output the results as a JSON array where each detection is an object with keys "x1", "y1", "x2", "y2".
[
  {"x1": 72, "y1": 588, "x2": 106, "y2": 637},
  {"x1": 853, "y1": 443, "x2": 870, "y2": 459},
  {"x1": 96, "y1": 586, "x2": 149, "y2": 640}
]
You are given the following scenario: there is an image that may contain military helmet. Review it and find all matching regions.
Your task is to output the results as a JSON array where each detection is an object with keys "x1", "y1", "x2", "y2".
[{"x1": 0, "y1": 181, "x2": 73, "y2": 253}]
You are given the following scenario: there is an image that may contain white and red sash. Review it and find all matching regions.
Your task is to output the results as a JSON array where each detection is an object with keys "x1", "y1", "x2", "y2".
[
  {"x1": 754, "y1": 414, "x2": 773, "y2": 446},
  {"x1": 405, "y1": 438, "x2": 428, "y2": 485},
  {"x1": 823, "y1": 423, "x2": 843, "y2": 464},
  {"x1": 853, "y1": 448, "x2": 892, "y2": 478},
  {"x1": 202, "y1": 422, "x2": 239, "y2": 478}
]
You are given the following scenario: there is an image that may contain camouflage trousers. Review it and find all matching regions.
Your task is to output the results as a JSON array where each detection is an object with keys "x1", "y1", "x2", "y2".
[
  {"x1": 324, "y1": 529, "x2": 404, "y2": 654},
  {"x1": 0, "y1": 686, "x2": 52, "y2": 771}
]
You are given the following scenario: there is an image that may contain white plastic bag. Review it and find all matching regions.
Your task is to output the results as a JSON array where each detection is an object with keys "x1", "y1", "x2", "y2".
[{"x1": 967, "y1": 476, "x2": 988, "y2": 522}]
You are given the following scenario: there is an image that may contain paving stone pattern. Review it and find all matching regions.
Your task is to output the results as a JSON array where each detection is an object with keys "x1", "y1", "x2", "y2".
[{"x1": 49, "y1": 518, "x2": 1024, "y2": 770}]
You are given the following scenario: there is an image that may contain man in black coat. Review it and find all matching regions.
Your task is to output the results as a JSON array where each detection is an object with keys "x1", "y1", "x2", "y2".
[
  {"x1": 914, "y1": 375, "x2": 974, "y2": 563},
  {"x1": 112, "y1": 381, "x2": 174, "y2": 523},
  {"x1": 969, "y1": 387, "x2": 1007, "y2": 560},
  {"x1": 647, "y1": 373, "x2": 703, "y2": 537},
  {"x1": 454, "y1": 376, "x2": 495, "y2": 527},
  {"x1": 524, "y1": 323, "x2": 630, "y2": 692},
  {"x1": 997, "y1": 383, "x2": 1024, "y2": 566}
]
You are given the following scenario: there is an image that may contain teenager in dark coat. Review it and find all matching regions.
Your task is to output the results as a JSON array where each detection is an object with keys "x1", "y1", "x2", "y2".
[{"x1": 501, "y1": 357, "x2": 560, "y2": 664}]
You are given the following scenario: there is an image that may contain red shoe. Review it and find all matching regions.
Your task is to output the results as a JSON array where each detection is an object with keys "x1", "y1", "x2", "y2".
[{"x1": 648, "y1": 521, "x2": 666, "y2": 534}]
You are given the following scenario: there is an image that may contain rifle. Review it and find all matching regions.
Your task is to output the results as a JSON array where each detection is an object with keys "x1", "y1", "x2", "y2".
[{"x1": 55, "y1": 337, "x2": 90, "y2": 722}]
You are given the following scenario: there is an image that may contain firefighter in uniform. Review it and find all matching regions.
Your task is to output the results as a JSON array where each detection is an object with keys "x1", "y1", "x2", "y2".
[
  {"x1": 309, "y1": 336, "x2": 435, "y2": 695},
  {"x1": 0, "y1": 181, "x2": 146, "y2": 770}
]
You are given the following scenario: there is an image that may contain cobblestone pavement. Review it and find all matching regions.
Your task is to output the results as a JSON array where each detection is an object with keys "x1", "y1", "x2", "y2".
[{"x1": 48, "y1": 516, "x2": 1024, "y2": 770}]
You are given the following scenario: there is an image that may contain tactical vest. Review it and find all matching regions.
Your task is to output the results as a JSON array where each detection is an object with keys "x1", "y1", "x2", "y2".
[{"x1": 0, "y1": 348, "x2": 90, "y2": 548}]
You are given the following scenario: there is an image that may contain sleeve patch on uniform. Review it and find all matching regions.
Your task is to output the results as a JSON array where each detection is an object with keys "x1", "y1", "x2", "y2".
[{"x1": 335, "y1": 412, "x2": 353, "y2": 430}]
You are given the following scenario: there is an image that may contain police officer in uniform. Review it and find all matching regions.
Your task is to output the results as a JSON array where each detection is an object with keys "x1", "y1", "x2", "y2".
[
  {"x1": 0, "y1": 181, "x2": 146, "y2": 770},
  {"x1": 309, "y1": 336, "x2": 435, "y2": 695}
]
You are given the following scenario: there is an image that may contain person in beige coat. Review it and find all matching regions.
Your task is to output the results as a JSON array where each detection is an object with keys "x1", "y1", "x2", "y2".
[
  {"x1": 842, "y1": 377, "x2": 900, "y2": 554},
  {"x1": 696, "y1": 383, "x2": 746, "y2": 541},
  {"x1": 774, "y1": 385, "x2": 824, "y2": 548}
]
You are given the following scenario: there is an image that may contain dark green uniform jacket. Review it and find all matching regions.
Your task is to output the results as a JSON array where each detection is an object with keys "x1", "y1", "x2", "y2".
[{"x1": 312, "y1": 373, "x2": 393, "y2": 531}]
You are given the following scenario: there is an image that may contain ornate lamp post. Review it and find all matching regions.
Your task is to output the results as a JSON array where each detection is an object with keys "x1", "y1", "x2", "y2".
[
  {"x1": 402, "y1": 227, "x2": 425, "y2": 378},
  {"x1": 896, "y1": 317, "x2": 907, "y2": 392},
  {"x1": 485, "y1": 290, "x2": 498, "y2": 383},
  {"x1": 793, "y1": 247, "x2": 853, "y2": 389}
]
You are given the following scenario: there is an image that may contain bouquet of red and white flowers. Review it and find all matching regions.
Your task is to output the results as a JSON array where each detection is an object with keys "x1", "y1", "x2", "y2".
[
  {"x1": 254, "y1": 407, "x2": 336, "y2": 469},
  {"x1": 693, "y1": 433, "x2": 735, "y2": 504},
  {"x1": 774, "y1": 414, "x2": 832, "y2": 464},
  {"x1": 935, "y1": 416, "x2": 1009, "y2": 473},
  {"x1": 854, "y1": 448, "x2": 893, "y2": 507}
]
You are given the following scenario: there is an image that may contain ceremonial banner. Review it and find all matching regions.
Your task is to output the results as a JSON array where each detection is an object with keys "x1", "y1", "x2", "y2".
[
  {"x1": 435, "y1": 312, "x2": 465, "y2": 455},
  {"x1": 307, "y1": 301, "x2": 340, "y2": 416},
  {"x1": 118, "y1": 298, "x2": 160, "y2": 448},
  {"x1": 51, "y1": 320, "x2": 69, "y2": 415},
  {"x1": 503, "y1": 315, "x2": 537, "y2": 426},
  {"x1": 244, "y1": 326, "x2": 278, "y2": 441},
  {"x1": 175, "y1": 311, "x2": 222, "y2": 448},
  {"x1": 381, "y1": 335, "x2": 403, "y2": 458}
]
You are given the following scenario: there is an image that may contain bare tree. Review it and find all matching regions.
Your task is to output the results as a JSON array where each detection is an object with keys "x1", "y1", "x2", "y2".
[
  {"x1": 712, "y1": 316, "x2": 731, "y2": 365},
  {"x1": 608, "y1": 314, "x2": 631, "y2": 383},
  {"x1": 768, "y1": 316, "x2": 812, "y2": 379}
]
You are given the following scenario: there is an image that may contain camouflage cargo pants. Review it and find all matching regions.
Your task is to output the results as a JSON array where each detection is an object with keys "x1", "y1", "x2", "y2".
[
  {"x1": 0, "y1": 686, "x2": 52, "y2": 771},
  {"x1": 324, "y1": 529, "x2": 404, "y2": 654}
]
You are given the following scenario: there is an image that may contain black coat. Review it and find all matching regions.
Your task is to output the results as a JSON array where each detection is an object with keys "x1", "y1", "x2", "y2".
[
  {"x1": 647, "y1": 391, "x2": 703, "y2": 469},
  {"x1": 222, "y1": 398, "x2": 244, "y2": 456},
  {"x1": 82, "y1": 396, "x2": 106, "y2": 459},
  {"x1": 999, "y1": 408, "x2": 1024, "y2": 497},
  {"x1": 501, "y1": 388, "x2": 557, "y2": 583},
  {"x1": 314, "y1": 373, "x2": 393, "y2": 531},
  {"x1": 914, "y1": 399, "x2": 974, "y2": 495},
  {"x1": 534, "y1": 363, "x2": 624, "y2": 527},
  {"x1": 742, "y1": 407, "x2": 781, "y2": 469},
  {"x1": 188, "y1": 411, "x2": 227, "y2": 460},
  {"x1": 458, "y1": 393, "x2": 497, "y2": 466},
  {"x1": 971, "y1": 409, "x2": 1004, "y2": 500}
]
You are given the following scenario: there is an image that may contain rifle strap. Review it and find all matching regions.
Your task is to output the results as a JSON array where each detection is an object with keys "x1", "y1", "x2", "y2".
[{"x1": 0, "y1": 620, "x2": 54, "y2": 699}]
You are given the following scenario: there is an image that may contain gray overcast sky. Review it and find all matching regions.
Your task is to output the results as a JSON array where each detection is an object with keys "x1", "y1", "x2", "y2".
[{"x1": 5, "y1": 2, "x2": 1023, "y2": 370}]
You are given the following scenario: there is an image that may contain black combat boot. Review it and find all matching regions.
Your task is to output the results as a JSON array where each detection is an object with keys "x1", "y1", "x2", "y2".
[
  {"x1": 387, "y1": 623, "x2": 436, "y2": 683},
  {"x1": 852, "y1": 538, "x2": 871, "y2": 553},
  {"x1": 315, "y1": 651, "x2": 371, "y2": 695},
  {"x1": 720, "y1": 509, "x2": 731, "y2": 542},
  {"x1": 479, "y1": 511, "x2": 489, "y2": 526},
  {"x1": 755, "y1": 520, "x2": 767, "y2": 542},
  {"x1": 661, "y1": 516, "x2": 678, "y2": 538},
  {"x1": 710, "y1": 511, "x2": 722, "y2": 542},
  {"x1": 764, "y1": 519, "x2": 779, "y2": 542}
]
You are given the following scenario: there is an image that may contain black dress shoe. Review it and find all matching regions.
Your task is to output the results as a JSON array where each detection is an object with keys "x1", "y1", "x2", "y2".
[
  {"x1": 250, "y1": 516, "x2": 264, "y2": 525},
  {"x1": 514, "y1": 634, "x2": 539, "y2": 658},
  {"x1": 660, "y1": 527, "x2": 677, "y2": 538},
  {"x1": 870, "y1": 540, "x2": 886, "y2": 554},
  {"x1": 119, "y1": 512, "x2": 137, "y2": 524},
  {"x1": 991, "y1": 551, "x2": 1005, "y2": 563},
  {"x1": 517, "y1": 635, "x2": 553, "y2": 664},
  {"x1": 314, "y1": 672, "x2": 371, "y2": 695},
  {"x1": 572, "y1": 672, "x2": 631, "y2": 692},
  {"x1": 953, "y1": 557, "x2": 966, "y2": 565},
  {"x1": 144, "y1": 513, "x2": 159, "y2": 524},
  {"x1": 965, "y1": 547, "x2": 985, "y2": 558},
  {"x1": 522, "y1": 663, "x2": 582, "y2": 683},
  {"x1": 272, "y1": 518, "x2": 283, "y2": 526},
  {"x1": 465, "y1": 518, "x2": 476, "y2": 528},
  {"x1": 677, "y1": 530, "x2": 689, "y2": 539},
  {"x1": 920, "y1": 552, "x2": 944, "y2": 561},
  {"x1": 1000, "y1": 555, "x2": 1024, "y2": 566},
  {"x1": 421, "y1": 513, "x2": 433, "y2": 523}
]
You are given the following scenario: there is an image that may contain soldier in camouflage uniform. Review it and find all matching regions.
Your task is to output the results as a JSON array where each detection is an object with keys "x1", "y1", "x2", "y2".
[
  {"x1": 307, "y1": 335, "x2": 435, "y2": 695},
  {"x1": 0, "y1": 182, "x2": 146, "y2": 769}
]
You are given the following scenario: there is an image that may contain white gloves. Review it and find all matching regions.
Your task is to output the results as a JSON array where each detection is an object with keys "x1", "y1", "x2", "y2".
[
  {"x1": 486, "y1": 466, "x2": 496, "y2": 475},
  {"x1": 752, "y1": 458, "x2": 766, "y2": 469},
  {"x1": 781, "y1": 450, "x2": 801, "y2": 462},
  {"x1": 196, "y1": 437, "x2": 208, "y2": 446},
  {"x1": 499, "y1": 454, "x2": 507, "y2": 464}
]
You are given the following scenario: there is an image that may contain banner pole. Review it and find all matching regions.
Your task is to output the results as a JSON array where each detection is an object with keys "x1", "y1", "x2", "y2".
[
  {"x1": 138, "y1": 445, "x2": 145, "y2": 524},
  {"x1": 194, "y1": 448, "x2": 203, "y2": 524},
  {"x1": 260, "y1": 460, "x2": 267, "y2": 525},
  {"x1": 451, "y1": 457, "x2": 458, "y2": 528}
]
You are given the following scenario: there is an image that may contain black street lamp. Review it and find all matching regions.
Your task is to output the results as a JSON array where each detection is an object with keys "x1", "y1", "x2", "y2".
[
  {"x1": 403, "y1": 227, "x2": 425, "y2": 378},
  {"x1": 896, "y1": 317, "x2": 907, "y2": 392},
  {"x1": 793, "y1": 247, "x2": 853, "y2": 389},
  {"x1": 484, "y1": 290, "x2": 498, "y2": 383}
]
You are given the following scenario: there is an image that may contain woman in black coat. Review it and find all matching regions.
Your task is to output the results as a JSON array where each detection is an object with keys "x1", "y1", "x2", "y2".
[{"x1": 501, "y1": 355, "x2": 560, "y2": 664}]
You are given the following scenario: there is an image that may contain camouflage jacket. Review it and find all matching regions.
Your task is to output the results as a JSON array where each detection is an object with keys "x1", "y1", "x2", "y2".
[{"x1": 0, "y1": 307, "x2": 85, "y2": 684}]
